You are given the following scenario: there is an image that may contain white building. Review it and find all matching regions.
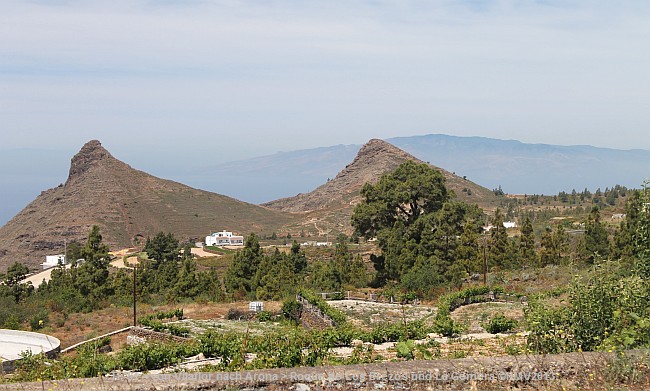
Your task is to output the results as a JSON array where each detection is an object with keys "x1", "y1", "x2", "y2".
[
  {"x1": 483, "y1": 221, "x2": 517, "y2": 231},
  {"x1": 41, "y1": 254, "x2": 66, "y2": 270},
  {"x1": 503, "y1": 221, "x2": 517, "y2": 229},
  {"x1": 249, "y1": 301, "x2": 264, "y2": 312},
  {"x1": 205, "y1": 230, "x2": 244, "y2": 247}
]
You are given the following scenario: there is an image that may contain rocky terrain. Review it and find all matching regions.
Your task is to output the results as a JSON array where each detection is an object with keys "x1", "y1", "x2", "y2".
[{"x1": 0, "y1": 141, "x2": 294, "y2": 271}]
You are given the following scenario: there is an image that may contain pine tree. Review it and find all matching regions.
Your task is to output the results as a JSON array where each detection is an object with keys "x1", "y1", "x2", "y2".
[
  {"x1": 539, "y1": 225, "x2": 568, "y2": 266},
  {"x1": 289, "y1": 241, "x2": 307, "y2": 273},
  {"x1": 224, "y1": 233, "x2": 262, "y2": 298},
  {"x1": 489, "y1": 208, "x2": 508, "y2": 269},
  {"x1": 583, "y1": 206, "x2": 610, "y2": 263},
  {"x1": 75, "y1": 225, "x2": 112, "y2": 309},
  {"x1": 456, "y1": 220, "x2": 481, "y2": 274},
  {"x1": 634, "y1": 181, "x2": 650, "y2": 277},
  {"x1": 519, "y1": 217, "x2": 536, "y2": 267},
  {"x1": 613, "y1": 190, "x2": 643, "y2": 262}
]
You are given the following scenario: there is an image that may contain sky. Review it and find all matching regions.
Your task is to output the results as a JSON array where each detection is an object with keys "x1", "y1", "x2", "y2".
[
  {"x1": 2, "y1": 1, "x2": 650, "y2": 157},
  {"x1": 1, "y1": 0, "x2": 650, "y2": 223}
]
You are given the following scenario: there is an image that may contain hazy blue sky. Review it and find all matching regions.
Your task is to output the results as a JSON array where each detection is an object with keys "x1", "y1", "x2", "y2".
[{"x1": 2, "y1": 0, "x2": 650, "y2": 162}]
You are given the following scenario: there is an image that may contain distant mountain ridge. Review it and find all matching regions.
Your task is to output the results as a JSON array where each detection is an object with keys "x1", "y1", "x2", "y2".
[
  {"x1": 388, "y1": 134, "x2": 650, "y2": 194},
  {"x1": 201, "y1": 134, "x2": 650, "y2": 203}
]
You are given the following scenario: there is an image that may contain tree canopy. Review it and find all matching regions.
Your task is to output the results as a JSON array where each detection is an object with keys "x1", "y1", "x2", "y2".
[
  {"x1": 352, "y1": 160, "x2": 450, "y2": 239},
  {"x1": 351, "y1": 160, "x2": 483, "y2": 290}
]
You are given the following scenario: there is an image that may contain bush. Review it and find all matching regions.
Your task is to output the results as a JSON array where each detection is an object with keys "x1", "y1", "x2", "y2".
[
  {"x1": 483, "y1": 313, "x2": 518, "y2": 334},
  {"x1": 29, "y1": 309, "x2": 49, "y2": 331},
  {"x1": 117, "y1": 341, "x2": 199, "y2": 371},
  {"x1": 138, "y1": 309, "x2": 190, "y2": 336},
  {"x1": 433, "y1": 313, "x2": 464, "y2": 337},
  {"x1": 257, "y1": 310, "x2": 272, "y2": 322},
  {"x1": 199, "y1": 330, "x2": 244, "y2": 369},
  {"x1": 226, "y1": 308, "x2": 249, "y2": 320}
]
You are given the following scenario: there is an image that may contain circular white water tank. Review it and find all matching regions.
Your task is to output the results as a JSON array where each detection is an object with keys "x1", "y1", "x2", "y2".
[{"x1": 0, "y1": 329, "x2": 61, "y2": 371}]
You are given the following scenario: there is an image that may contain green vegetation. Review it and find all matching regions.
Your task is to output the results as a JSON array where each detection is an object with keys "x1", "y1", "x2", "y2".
[
  {"x1": 138, "y1": 309, "x2": 189, "y2": 337},
  {"x1": 526, "y1": 182, "x2": 650, "y2": 354},
  {"x1": 352, "y1": 160, "x2": 484, "y2": 293},
  {"x1": 482, "y1": 313, "x2": 518, "y2": 334}
]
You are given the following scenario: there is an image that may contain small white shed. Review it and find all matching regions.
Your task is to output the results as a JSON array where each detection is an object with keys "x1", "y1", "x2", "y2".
[{"x1": 248, "y1": 301, "x2": 264, "y2": 312}]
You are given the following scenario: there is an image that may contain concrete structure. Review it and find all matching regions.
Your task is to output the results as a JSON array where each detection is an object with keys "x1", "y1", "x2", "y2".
[
  {"x1": 0, "y1": 329, "x2": 61, "y2": 372},
  {"x1": 41, "y1": 254, "x2": 66, "y2": 269},
  {"x1": 249, "y1": 301, "x2": 264, "y2": 312},
  {"x1": 205, "y1": 230, "x2": 244, "y2": 247}
]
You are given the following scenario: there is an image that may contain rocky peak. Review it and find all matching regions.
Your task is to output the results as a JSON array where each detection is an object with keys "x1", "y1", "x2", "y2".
[
  {"x1": 263, "y1": 139, "x2": 422, "y2": 212},
  {"x1": 357, "y1": 138, "x2": 407, "y2": 156},
  {"x1": 329, "y1": 139, "x2": 420, "y2": 184},
  {"x1": 66, "y1": 140, "x2": 114, "y2": 184}
]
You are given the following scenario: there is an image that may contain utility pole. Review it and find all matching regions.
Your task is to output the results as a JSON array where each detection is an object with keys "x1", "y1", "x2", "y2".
[
  {"x1": 133, "y1": 263, "x2": 137, "y2": 327},
  {"x1": 483, "y1": 224, "x2": 488, "y2": 286}
]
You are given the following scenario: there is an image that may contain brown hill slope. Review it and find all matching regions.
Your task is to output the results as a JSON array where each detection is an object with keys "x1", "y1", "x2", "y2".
[
  {"x1": 0, "y1": 140, "x2": 295, "y2": 271},
  {"x1": 263, "y1": 139, "x2": 501, "y2": 234}
]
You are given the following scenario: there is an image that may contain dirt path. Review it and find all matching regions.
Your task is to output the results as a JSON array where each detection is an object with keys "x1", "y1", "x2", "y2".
[
  {"x1": 110, "y1": 256, "x2": 139, "y2": 268},
  {"x1": 21, "y1": 264, "x2": 71, "y2": 288},
  {"x1": 191, "y1": 247, "x2": 221, "y2": 258}
]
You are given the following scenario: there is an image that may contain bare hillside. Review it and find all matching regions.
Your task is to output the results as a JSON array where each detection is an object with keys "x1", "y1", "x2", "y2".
[{"x1": 0, "y1": 140, "x2": 295, "y2": 271}]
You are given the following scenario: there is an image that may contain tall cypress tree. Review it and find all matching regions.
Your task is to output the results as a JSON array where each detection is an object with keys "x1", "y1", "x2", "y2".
[
  {"x1": 584, "y1": 206, "x2": 610, "y2": 263},
  {"x1": 224, "y1": 233, "x2": 262, "y2": 298},
  {"x1": 519, "y1": 216, "x2": 536, "y2": 267},
  {"x1": 489, "y1": 208, "x2": 508, "y2": 269}
]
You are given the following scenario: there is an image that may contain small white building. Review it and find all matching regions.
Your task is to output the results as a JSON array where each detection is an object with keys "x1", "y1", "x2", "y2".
[
  {"x1": 42, "y1": 254, "x2": 66, "y2": 270},
  {"x1": 503, "y1": 221, "x2": 517, "y2": 229},
  {"x1": 205, "y1": 230, "x2": 244, "y2": 247},
  {"x1": 249, "y1": 301, "x2": 264, "y2": 312},
  {"x1": 483, "y1": 221, "x2": 516, "y2": 231}
]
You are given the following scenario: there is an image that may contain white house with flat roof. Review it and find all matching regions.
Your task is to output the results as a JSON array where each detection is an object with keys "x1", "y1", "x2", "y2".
[
  {"x1": 41, "y1": 254, "x2": 66, "y2": 270},
  {"x1": 205, "y1": 230, "x2": 244, "y2": 246}
]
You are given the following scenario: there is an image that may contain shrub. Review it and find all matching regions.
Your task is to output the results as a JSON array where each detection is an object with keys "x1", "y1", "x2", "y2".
[
  {"x1": 483, "y1": 313, "x2": 518, "y2": 334},
  {"x1": 257, "y1": 310, "x2": 272, "y2": 322},
  {"x1": 281, "y1": 299, "x2": 302, "y2": 321},
  {"x1": 226, "y1": 308, "x2": 248, "y2": 320},
  {"x1": 525, "y1": 262, "x2": 650, "y2": 354},
  {"x1": 29, "y1": 309, "x2": 49, "y2": 331},
  {"x1": 117, "y1": 341, "x2": 199, "y2": 371}
]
